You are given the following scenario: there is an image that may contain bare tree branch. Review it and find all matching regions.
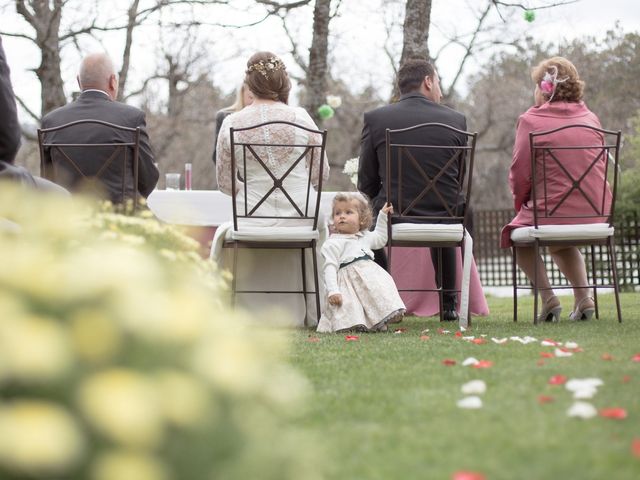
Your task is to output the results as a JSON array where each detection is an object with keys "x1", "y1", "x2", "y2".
[{"x1": 14, "y1": 94, "x2": 40, "y2": 123}]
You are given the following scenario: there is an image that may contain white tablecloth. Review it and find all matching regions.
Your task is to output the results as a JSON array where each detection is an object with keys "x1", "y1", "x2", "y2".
[{"x1": 147, "y1": 189, "x2": 335, "y2": 227}]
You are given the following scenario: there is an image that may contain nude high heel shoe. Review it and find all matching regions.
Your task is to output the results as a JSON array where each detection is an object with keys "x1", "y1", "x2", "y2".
[
  {"x1": 537, "y1": 296, "x2": 562, "y2": 323},
  {"x1": 569, "y1": 296, "x2": 595, "y2": 321}
]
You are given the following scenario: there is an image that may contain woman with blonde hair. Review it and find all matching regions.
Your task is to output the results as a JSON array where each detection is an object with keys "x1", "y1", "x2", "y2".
[
  {"x1": 212, "y1": 82, "x2": 253, "y2": 164},
  {"x1": 501, "y1": 56, "x2": 612, "y2": 322}
]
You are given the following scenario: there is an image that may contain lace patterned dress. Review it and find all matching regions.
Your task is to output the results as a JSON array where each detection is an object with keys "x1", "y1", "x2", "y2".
[
  {"x1": 211, "y1": 102, "x2": 330, "y2": 327},
  {"x1": 316, "y1": 211, "x2": 406, "y2": 333}
]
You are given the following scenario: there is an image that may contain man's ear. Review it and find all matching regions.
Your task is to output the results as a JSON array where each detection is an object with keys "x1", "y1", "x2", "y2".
[{"x1": 424, "y1": 75, "x2": 433, "y2": 91}]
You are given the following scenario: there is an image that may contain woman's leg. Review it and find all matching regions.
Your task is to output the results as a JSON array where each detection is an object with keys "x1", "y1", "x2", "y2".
[
  {"x1": 548, "y1": 246, "x2": 593, "y2": 309},
  {"x1": 515, "y1": 245, "x2": 556, "y2": 303}
]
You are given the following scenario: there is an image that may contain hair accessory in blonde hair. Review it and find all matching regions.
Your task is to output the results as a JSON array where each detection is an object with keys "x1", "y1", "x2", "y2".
[
  {"x1": 539, "y1": 65, "x2": 569, "y2": 102},
  {"x1": 246, "y1": 56, "x2": 285, "y2": 79}
]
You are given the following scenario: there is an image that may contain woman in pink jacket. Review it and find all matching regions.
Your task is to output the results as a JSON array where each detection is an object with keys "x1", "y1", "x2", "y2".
[{"x1": 501, "y1": 57, "x2": 612, "y2": 322}]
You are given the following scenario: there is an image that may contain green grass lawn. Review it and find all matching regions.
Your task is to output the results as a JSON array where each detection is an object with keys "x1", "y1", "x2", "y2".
[{"x1": 289, "y1": 292, "x2": 640, "y2": 480}]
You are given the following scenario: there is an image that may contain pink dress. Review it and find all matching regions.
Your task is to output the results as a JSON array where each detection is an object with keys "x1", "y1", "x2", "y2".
[{"x1": 500, "y1": 101, "x2": 612, "y2": 248}]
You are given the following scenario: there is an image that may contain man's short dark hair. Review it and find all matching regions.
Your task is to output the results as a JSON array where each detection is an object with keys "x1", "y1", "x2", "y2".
[{"x1": 397, "y1": 59, "x2": 435, "y2": 95}]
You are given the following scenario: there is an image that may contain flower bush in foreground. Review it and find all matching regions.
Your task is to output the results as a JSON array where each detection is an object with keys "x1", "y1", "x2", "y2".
[{"x1": 0, "y1": 187, "x2": 322, "y2": 480}]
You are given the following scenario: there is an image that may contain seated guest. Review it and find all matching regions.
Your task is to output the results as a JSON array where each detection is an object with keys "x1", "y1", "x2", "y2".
[
  {"x1": 0, "y1": 35, "x2": 66, "y2": 193},
  {"x1": 501, "y1": 56, "x2": 611, "y2": 322},
  {"x1": 212, "y1": 82, "x2": 253, "y2": 165},
  {"x1": 40, "y1": 52, "x2": 158, "y2": 202},
  {"x1": 212, "y1": 51, "x2": 330, "y2": 327}
]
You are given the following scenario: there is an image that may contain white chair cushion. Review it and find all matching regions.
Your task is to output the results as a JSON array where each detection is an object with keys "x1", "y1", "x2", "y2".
[
  {"x1": 511, "y1": 223, "x2": 614, "y2": 243},
  {"x1": 392, "y1": 223, "x2": 464, "y2": 242},
  {"x1": 227, "y1": 226, "x2": 320, "y2": 242}
]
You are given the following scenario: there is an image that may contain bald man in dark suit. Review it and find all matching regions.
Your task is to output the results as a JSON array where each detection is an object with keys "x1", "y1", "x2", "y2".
[
  {"x1": 358, "y1": 59, "x2": 468, "y2": 322},
  {"x1": 40, "y1": 52, "x2": 158, "y2": 202}
]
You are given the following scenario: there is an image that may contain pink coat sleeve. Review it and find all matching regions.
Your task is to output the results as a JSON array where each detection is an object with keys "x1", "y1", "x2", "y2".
[{"x1": 509, "y1": 114, "x2": 534, "y2": 212}]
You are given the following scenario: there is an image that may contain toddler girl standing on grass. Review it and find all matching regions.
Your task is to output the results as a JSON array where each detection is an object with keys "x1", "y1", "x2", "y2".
[{"x1": 316, "y1": 193, "x2": 405, "y2": 333}]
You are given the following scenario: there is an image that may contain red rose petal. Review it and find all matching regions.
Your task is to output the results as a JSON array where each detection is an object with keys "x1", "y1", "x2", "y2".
[
  {"x1": 438, "y1": 328, "x2": 448, "y2": 334},
  {"x1": 455, "y1": 331, "x2": 463, "y2": 338},
  {"x1": 622, "y1": 375, "x2": 632, "y2": 383},
  {"x1": 631, "y1": 353, "x2": 640, "y2": 362},
  {"x1": 307, "y1": 336, "x2": 320, "y2": 343},
  {"x1": 452, "y1": 471, "x2": 486, "y2": 480},
  {"x1": 631, "y1": 438, "x2": 640, "y2": 458},
  {"x1": 471, "y1": 338, "x2": 487, "y2": 345},
  {"x1": 599, "y1": 407, "x2": 628, "y2": 419},
  {"x1": 472, "y1": 360, "x2": 493, "y2": 369},
  {"x1": 442, "y1": 359, "x2": 457, "y2": 366},
  {"x1": 543, "y1": 338, "x2": 558, "y2": 346},
  {"x1": 540, "y1": 352, "x2": 554, "y2": 358},
  {"x1": 548, "y1": 375, "x2": 568, "y2": 385},
  {"x1": 536, "y1": 359, "x2": 545, "y2": 366},
  {"x1": 420, "y1": 335, "x2": 430, "y2": 341},
  {"x1": 601, "y1": 353, "x2": 614, "y2": 361},
  {"x1": 345, "y1": 335, "x2": 359, "y2": 341},
  {"x1": 538, "y1": 395, "x2": 554, "y2": 404}
]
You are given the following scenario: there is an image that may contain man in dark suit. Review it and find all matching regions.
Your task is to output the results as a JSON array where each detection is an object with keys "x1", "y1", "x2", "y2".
[
  {"x1": 41, "y1": 52, "x2": 158, "y2": 202},
  {"x1": 357, "y1": 58, "x2": 468, "y2": 321}
]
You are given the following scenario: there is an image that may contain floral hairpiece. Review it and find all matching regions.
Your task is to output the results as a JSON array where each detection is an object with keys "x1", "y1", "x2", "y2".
[
  {"x1": 246, "y1": 56, "x2": 285, "y2": 79},
  {"x1": 539, "y1": 65, "x2": 569, "y2": 102}
]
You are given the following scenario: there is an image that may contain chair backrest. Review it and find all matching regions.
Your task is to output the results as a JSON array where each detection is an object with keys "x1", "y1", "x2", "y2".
[
  {"x1": 38, "y1": 119, "x2": 141, "y2": 206},
  {"x1": 385, "y1": 122, "x2": 477, "y2": 227},
  {"x1": 229, "y1": 120, "x2": 327, "y2": 231},
  {"x1": 529, "y1": 124, "x2": 621, "y2": 228}
]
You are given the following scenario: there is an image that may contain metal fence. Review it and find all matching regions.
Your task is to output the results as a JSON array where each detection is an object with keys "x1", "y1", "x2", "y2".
[{"x1": 473, "y1": 209, "x2": 640, "y2": 289}]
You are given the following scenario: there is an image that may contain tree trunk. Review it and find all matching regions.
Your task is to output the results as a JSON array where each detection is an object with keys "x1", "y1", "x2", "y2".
[
  {"x1": 117, "y1": 0, "x2": 141, "y2": 101},
  {"x1": 392, "y1": 0, "x2": 432, "y2": 100},
  {"x1": 304, "y1": 0, "x2": 332, "y2": 126},
  {"x1": 16, "y1": 0, "x2": 67, "y2": 116}
]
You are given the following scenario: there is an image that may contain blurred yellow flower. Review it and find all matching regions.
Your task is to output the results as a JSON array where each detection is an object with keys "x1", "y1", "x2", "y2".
[
  {"x1": 155, "y1": 370, "x2": 212, "y2": 428},
  {"x1": 77, "y1": 369, "x2": 163, "y2": 448},
  {"x1": 0, "y1": 400, "x2": 84, "y2": 475},
  {"x1": 92, "y1": 450, "x2": 168, "y2": 480},
  {"x1": 0, "y1": 315, "x2": 72, "y2": 382},
  {"x1": 69, "y1": 309, "x2": 123, "y2": 363}
]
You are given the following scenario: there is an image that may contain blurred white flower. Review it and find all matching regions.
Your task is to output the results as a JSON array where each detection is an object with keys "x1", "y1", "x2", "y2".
[
  {"x1": 91, "y1": 450, "x2": 168, "y2": 480},
  {"x1": 0, "y1": 400, "x2": 84, "y2": 475},
  {"x1": 69, "y1": 309, "x2": 123, "y2": 363},
  {"x1": 566, "y1": 378, "x2": 603, "y2": 399},
  {"x1": 456, "y1": 396, "x2": 483, "y2": 409},
  {"x1": 326, "y1": 95, "x2": 342, "y2": 108},
  {"x1": 77, "y1": 369, "x2": 163, "y2": 448},
  {"x1": 461, "y1": 380, "x2": 487, "y2": 395},
  {"x1": 567, "y1": 401, "x2": 597, "y2": 419},
  {"x1": 154, "y1": 370, "x2": 211, "y2": 428},
  {"x1": 0, "y1": 315, "x2": 72, "y2": 382}
]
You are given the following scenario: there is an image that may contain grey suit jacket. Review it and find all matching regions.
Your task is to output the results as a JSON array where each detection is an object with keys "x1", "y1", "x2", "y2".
[
  {"x1": 40, "y1": 90, "x2": 158, "y2": 201},
  {"x1": 358, "y1": 93, "x2": 468, "y2": 220}
]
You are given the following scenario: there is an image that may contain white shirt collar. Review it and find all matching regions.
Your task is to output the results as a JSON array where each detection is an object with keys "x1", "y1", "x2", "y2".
[{"x1": 82, "y1": 89, "x2": 111, "y2": 99}]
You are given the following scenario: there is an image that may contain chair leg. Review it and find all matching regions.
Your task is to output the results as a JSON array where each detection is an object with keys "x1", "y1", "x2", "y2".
[
  {"x1": 231, "y1": 243, "x2": 238, "y2": 307},
  {"x1": 311, "y1": 240, "x2": 321, "y2": 325},
  {"x1": 512, "y1": 246, "x2": 518, "y2": 323},
  {"x1": 533, "y1": 241, "x2": 540, "y2": 325},
  {"x1": 608, "y1": 237, "x2": 623, "y2": 323},
  {"x1": 301, "y1": 247, "x2": 308, "y2": 328},
  {"x1": 437, "y1": 248, "x2": 444, "y2": 322},
  {"x1": 590, "y1": 245, "x2": 599, "y2": 319}
]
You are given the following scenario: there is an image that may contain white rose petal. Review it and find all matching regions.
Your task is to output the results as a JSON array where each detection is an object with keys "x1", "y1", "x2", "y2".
[
  {"x1": 541, "y1": 340, "x2": 557, "y2": 346},
  {"x1": 565, "y1": 341, "x2": 579, "y2": 349},
  {"x1": 554, "y1": 348, "x2": 573, "y2": 357},
  {"x1": 491, "y1": 338, "x2": 508, "y2": 344},
  {"x1": 572, "y1": 388, "x2": 598, "y2": 399},
  {"x1": 462, "y1": 357, "x2": 479, "y2": 366},
  {"x1": 462, "y1": 336, "x2": 475, "y2": 341},
  {"x1": 461, "y1": 380, "x2": 487, "y2": 395},
  {"x1": 457, "y1": 396, "x2": 483, "y2": 409},
  {"x1": 566, "y1": 378, "x2": 604, "y2": 392},
  {"x1": 567, "y1": 401, "x2": 597, "y2": 419}
]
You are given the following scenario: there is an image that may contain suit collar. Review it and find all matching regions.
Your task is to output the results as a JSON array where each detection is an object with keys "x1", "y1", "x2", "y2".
[{"x1": 398, "y1": 92, "x2": 437, "y2": 105}]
